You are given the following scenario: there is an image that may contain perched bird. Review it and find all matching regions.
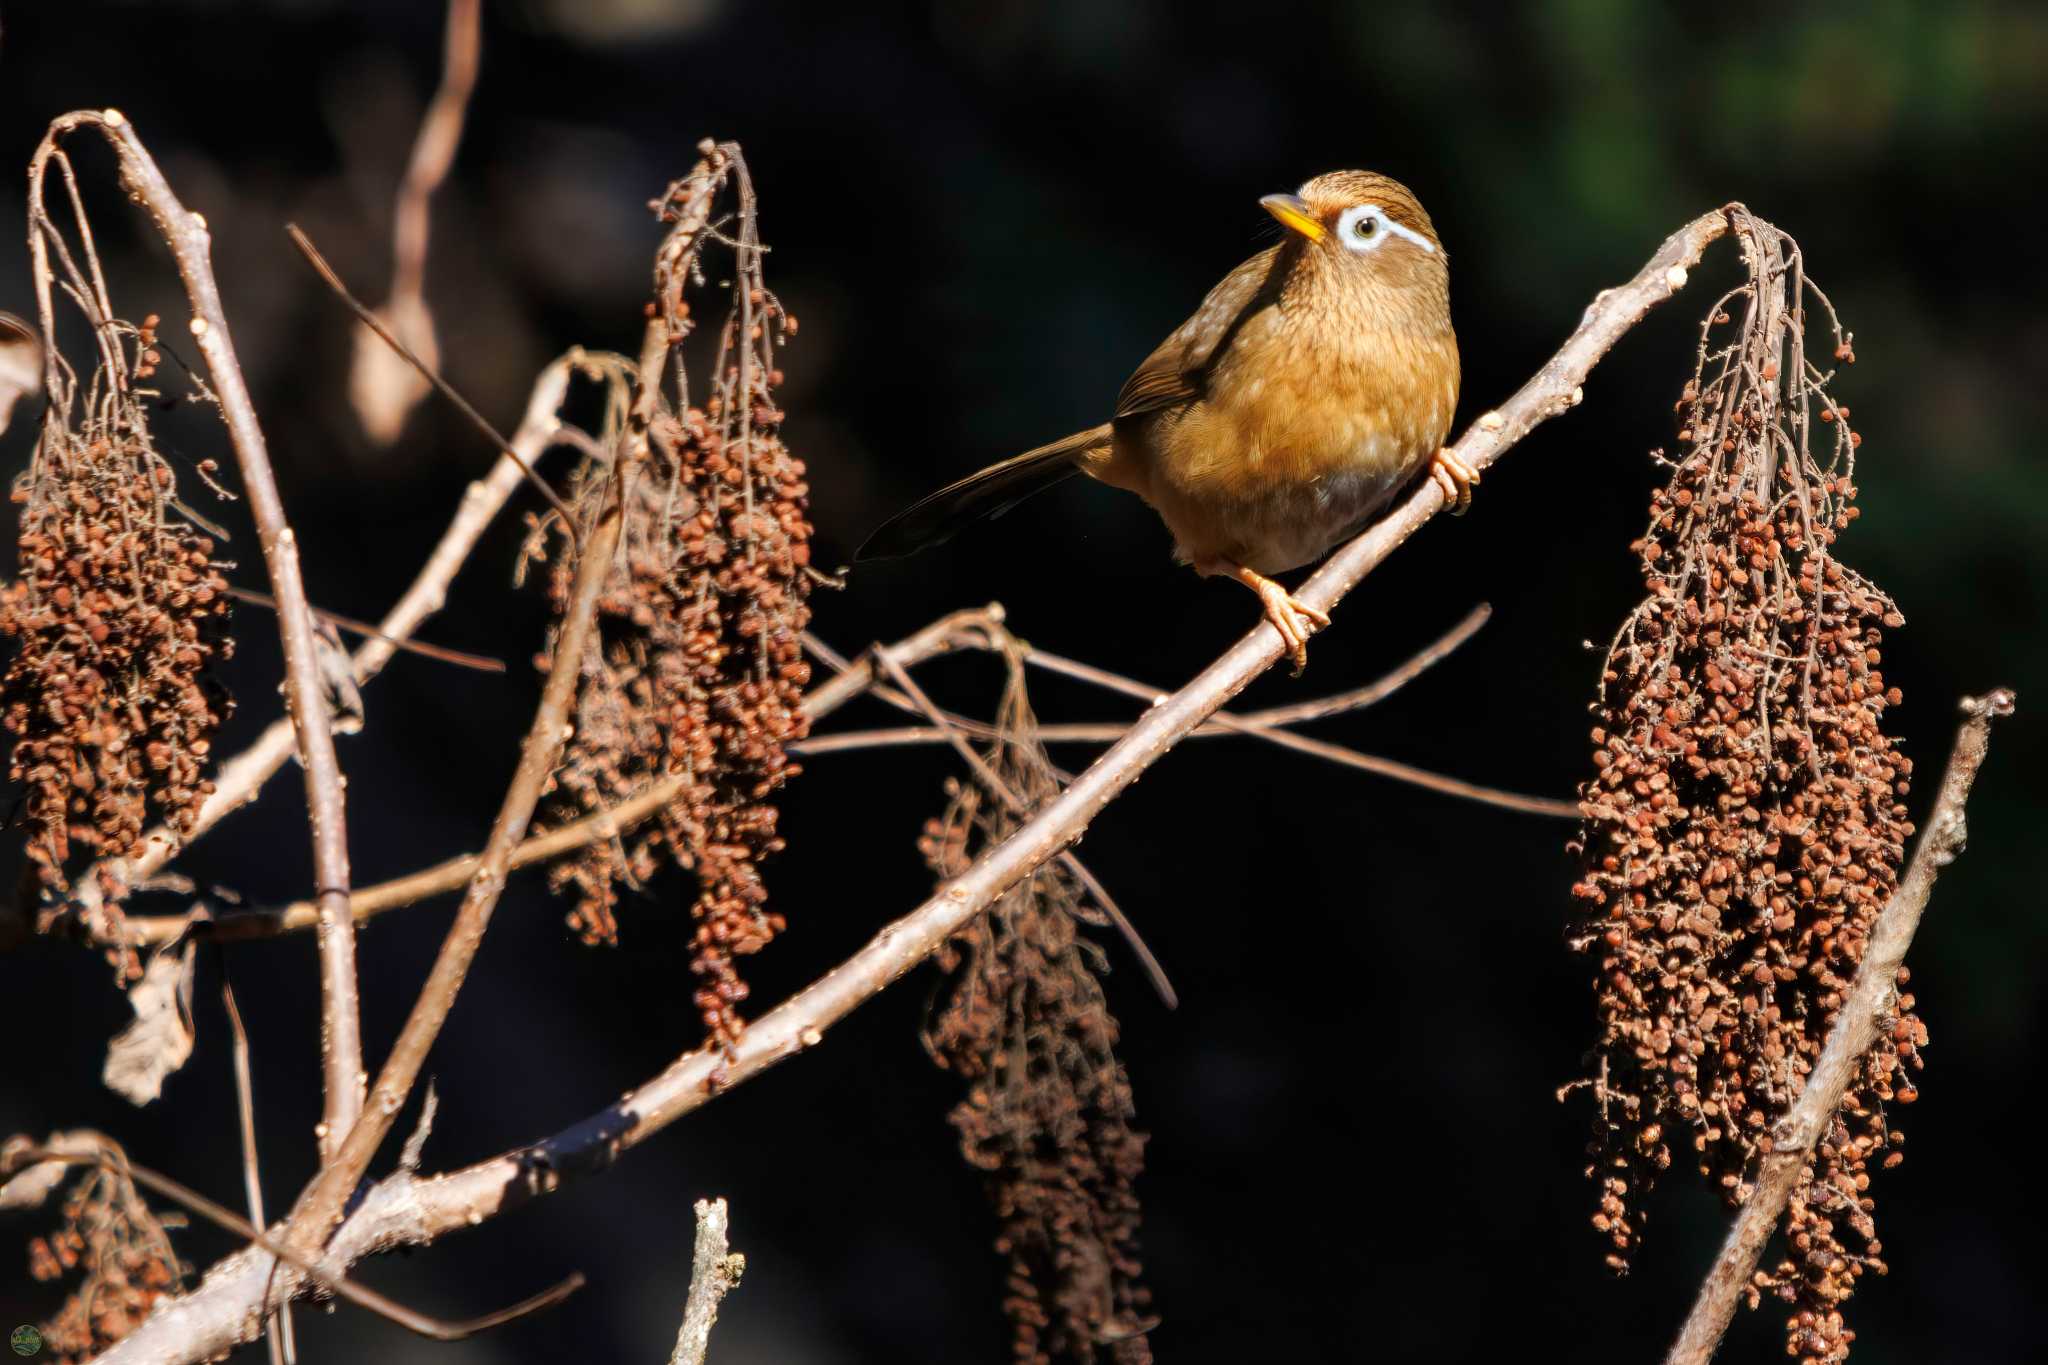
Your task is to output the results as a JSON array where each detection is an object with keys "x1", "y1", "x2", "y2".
[{"x1": 858, "y1": 170, "x2": 1470, "y2": 670}]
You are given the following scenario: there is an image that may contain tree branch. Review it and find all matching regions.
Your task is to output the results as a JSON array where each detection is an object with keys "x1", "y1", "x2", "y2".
[
  {"x1": 34, "y1": 110, "x2": 366, "y2": 1159},
  {"x1": 278, "y1": 499, "x2": 623, "y2": 1257},
  {"x1": 871, "y1": 640, "x2": 1177, "y2": 1007},
  {"x1": 119, "y1": 598, "x2": 1511, "y2": 951},
  {"x1": 668, "y1": 1198, "x2": 744, "y2": 1365},
  {"x1": 119, "y1": 607, "x2": 997, "y2": 946},
  {"x1": 220, "y1": 975, "x2": 295, "y2": 1365},
  {"x1": 1665, "y1": 688, "x2": 2015, "y2": 1365},
  {"x1": 94, "y1": 205, "x2": 1737, "y2": 1365}
]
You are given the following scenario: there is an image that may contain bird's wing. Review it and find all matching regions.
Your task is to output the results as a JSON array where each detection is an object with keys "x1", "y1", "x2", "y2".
[{"x1": 1114, "y1": 245, "x2": 1287, "y2": 420}]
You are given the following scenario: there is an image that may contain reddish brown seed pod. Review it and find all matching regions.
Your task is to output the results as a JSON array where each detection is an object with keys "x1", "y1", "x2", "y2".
[
  {"x1": 922, "y1": 668, "x2": 1152, "y2": 1365},
  {"x1": 2, "y1": 305, "x2": 234, "y2": 973},
  {"x1": 534, "y1": 144, "x2": 812, "y2": 1050},
  {"x1": 1566, "y1": 229, "x2": 1912, "y2": 1364}
]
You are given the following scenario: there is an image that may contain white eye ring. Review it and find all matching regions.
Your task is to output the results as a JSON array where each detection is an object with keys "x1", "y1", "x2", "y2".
[{"x1": 1335, "y1": 203, "x2": 1437, "y2": 256}]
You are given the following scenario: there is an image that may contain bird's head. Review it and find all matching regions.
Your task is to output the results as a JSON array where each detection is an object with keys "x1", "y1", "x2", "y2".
[{"x1": 1260, "y1": 171, "x2": 1446, "y2": 296}]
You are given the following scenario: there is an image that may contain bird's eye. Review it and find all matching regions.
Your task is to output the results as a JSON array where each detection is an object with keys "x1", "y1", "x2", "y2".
[{"x1": 1352, "y1": 214, "x2": 1380, "y2": 239}]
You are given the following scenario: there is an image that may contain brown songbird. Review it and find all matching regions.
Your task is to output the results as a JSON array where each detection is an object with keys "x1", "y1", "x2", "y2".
[{"x1": 858, "y1": 170, "x2": 1470, "y2": 670}]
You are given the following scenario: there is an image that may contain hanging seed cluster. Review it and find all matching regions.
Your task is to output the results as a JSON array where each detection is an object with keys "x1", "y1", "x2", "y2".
[
  {"x1": 537, "y1": 142, "x2": 811, "y2": 1048},
  {"x1": 1, "y1": 311, "x2": 232, "y2": 970},
  {"x1": 922, "y1": 663, "x2": 1152, "y2": 1365},
  {"x1": 23, "y1": 1155, "x2": 188, "y2": 1362},
  {"x1": 1568, "y1": 221, "x2": 1914, "y2": 1364}
]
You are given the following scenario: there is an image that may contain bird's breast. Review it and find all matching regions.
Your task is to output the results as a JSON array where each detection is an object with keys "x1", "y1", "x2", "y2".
[{"x1": 1129, "y1": 312, "x2": 1458, "y2": 573}]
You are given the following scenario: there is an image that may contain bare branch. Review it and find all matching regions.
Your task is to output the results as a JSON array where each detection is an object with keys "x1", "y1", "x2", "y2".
[
  {"x1": 349, "y1": 0, "x2": 480, "y2": 444},
  {"x1": 90, "y1": 206, "x2": 1737, "y2": 1365},
  {"x1": 872, "y1": 641, "x2": 1177, "y2": 1008},
  {"x1": 0, "y1": 1142, "x2": 581, "y2": 1342},
  {"x1": 278, "y1": 501, "x2": 623, "y2": 1257},
  {"x1": 1665, "y1": 689, "x2": 2014, "y2": 1365},
  {"x1": 120, "y1": 601, "x2": 1497, "y2": 952},
  {"x1": 669, "y1": 1198, "x2": 744, "y2": 1365},
  {"x1": 291, "y1": 223, "x2": 576, "y2": 531},
  {"x1": 34, "y1": 110, "x2": 365, "y2": 1159},
  {"x1": 1015, "y1": 644, "x2": 1577, "y2": 818},
  {"x1": 1233, "y1": 601, "x2": 1492, "y2": 726},
  {"x1": 221, "y1": 974, "x2": 295, "y2": 1365},
  {"x1": 121, "y1": 607, "x2": 988, "y2": 946}
]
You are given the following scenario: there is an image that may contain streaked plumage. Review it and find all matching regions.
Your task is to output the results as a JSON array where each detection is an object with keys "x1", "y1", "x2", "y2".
[{"x1": 860, "y1": 170, "x2": 1463, "y2": 668}]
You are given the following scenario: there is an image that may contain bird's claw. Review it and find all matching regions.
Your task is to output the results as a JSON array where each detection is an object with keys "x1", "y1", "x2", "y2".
[
  {"x1": 1251, "y1": 578, "x2": 1328, "y2": 675},
  {"x1": 1431, "y1": 448, "x2": 1480, "y2": 515}
]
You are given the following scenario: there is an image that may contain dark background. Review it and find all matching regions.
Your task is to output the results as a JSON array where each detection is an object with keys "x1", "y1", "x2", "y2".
[{"x1": 2, "y1": 2, "x2": 2043, "y2": 1361}]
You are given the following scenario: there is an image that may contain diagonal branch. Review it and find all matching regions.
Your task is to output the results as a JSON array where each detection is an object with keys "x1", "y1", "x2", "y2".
[
  {"x1": 33, "y1": 110, "x2": 366, "y2": 1159},
  {"x1": 91, "y1": 204, "x2": 1737, "y2": 1365},
  {"x1": 1665, "y1": 688, "x2": 2015, "y2": 1365},
  {"x1": 119, "y1": 608, "x2": 995, "y2": 947},
  {"x1": 871, "y1": 641, "x2": 1177, "y2": 1007},
  {"x1": 118, "y1": 602, "x2": 1504, "y2": 948},
  {"x1": 278, "y1": 499, "x2": 623, "y2": 1258}
]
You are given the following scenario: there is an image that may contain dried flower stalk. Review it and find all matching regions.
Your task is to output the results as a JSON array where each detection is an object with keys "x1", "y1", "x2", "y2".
[
  {"x1": 1569, "y1": 213, "x2": 1914, "y2": 1363},
  {"x1": 535, "y1": 141, "x2": 812, "y2": 1047},
  {"x1": 922, "y1": 650, "x2": 1152, "y2": 1364},
  {"x1": 0, "y1": 284, "x2": 232, "y2": 971},
  {"x1": 8, "y1": 1134, "x2": 188, "y2": 1363}
]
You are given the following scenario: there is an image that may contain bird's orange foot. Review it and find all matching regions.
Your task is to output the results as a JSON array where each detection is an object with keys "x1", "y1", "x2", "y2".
[
  {"x1": 1198, "y1": 557, "x2": 1329, "y2": 674},
  {"x1": 1431, "y1": 447, "x2": 1480, "y2": 515}
]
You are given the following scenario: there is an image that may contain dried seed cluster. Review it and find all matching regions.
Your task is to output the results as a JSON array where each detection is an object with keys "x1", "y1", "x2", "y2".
[
  {"x1": 922, "y1": 664, "x2": 1152, "y2": 1365},
  {"x1": 1, "y1": 312, "x2": 232, "y2": 968},
  {"x1": 538, "y1": 143, "x2": 811, "y2": 1048},
  {"x1": 1569, "y1": 224, "x2": 1914, "y2": 1363},
  {"x1": 24, "y1": 1157, "x2": 187, "y2": 1362}
]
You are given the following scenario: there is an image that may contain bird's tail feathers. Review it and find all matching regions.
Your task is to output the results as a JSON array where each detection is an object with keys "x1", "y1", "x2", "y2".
[{"x1": 855, "y1": 424, "x2": 1110, "y2": 561}]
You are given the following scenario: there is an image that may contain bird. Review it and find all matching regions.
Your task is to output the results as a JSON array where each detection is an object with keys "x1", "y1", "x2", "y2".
[{"x1": 857, "y1": 170, "x2": 1470, "y2": 671}]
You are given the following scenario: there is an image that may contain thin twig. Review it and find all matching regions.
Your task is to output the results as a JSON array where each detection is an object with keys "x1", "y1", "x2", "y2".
[
  {"x1": 347, "y1": 0, "x2": 481, "y2": 445},
  {"x1": 808, "y1": 603, "x2": 1563, "y2": 815},
  {"x1": 279, "y1": 500, "x2": 622, "y2": 1258},
  {"x1": 1665, "y1": 689, "x2": 2014, "y2": 1365},
  {"x1": 93, "y1": 205, "x2": 1739, "y2": 1365},
  {"x1": 873, "y1": 643, "x2": 1178, "y2": 1008},
  {"x1": 37, "y1": 110, "x2": 366, "y2": 1162},
  {"x1": 668, "y1": 1198, "x2": 744, "y2": 1365},
  {"x1": 223, "y1": 585, "x2": 503, "y2": 672},
  {"x1": 804, "y1": 600, "x2": 1490, "y2": 750},
  {"x1": 1234, "y1": 602, "x2": 1492, "y2": 726},
  {"x1": 4, "y1": 1145, "x2": 582, "y2": 1342},
  {"x1": 288, "y1": 223, "x2": 576, "y2": 533},
  {"x1": 1018, "y1": 646, "x2": 1577, "y2": 819},
  {"x1": 390, "y1": 0, "x2": 477, "y2": 313},
  {"x1": 121, "y1": 609, "x2": 988, "y2": 946},
  {"x1": 220, "y1": 973, "x2": 295, "y2": 1365},
  {"x1": 120, "y1": 601, "x2": 1490, "y2": 950}
]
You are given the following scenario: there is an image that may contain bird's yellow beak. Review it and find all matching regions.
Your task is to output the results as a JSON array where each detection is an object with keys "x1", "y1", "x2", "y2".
[{"x1": 1260, "y1": 193, "x2": 1325, "y2": 243}]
